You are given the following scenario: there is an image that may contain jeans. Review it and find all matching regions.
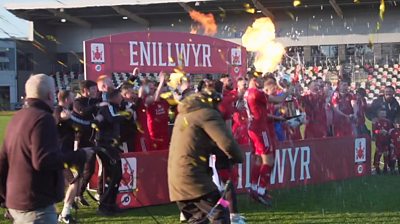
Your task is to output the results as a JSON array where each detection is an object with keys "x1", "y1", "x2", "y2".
[
  {"x1": 8, "y1": 204, "x2": 57, "y2": 224},
  {"x1": 177, "y1": 191, "x2": 230, "y2": 224}
]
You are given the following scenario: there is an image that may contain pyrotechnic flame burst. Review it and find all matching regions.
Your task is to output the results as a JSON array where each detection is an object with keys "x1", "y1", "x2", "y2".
[
  {"x1": 242, "y1": 17, "x2": 285, "y2": 74},
  {"x1": 189, "y1": 10, "x2": 217, "y2": 36}
]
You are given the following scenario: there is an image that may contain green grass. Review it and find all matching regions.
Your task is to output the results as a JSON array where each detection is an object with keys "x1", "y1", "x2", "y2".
[{"x1": 0, "y1": 114, "x2": 399, "y2": 223}]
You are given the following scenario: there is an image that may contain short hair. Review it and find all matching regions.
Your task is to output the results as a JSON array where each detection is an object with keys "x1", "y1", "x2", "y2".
[
  {"x1": 385, "y1": 85, "x2": 395, "y2": 91},
  {"x1": 109, "y1": 89, "x2": 121, "y2": 99},
  {"x1": 220, "y1": 74, "x2": 229, "y2": 79},
  {"x1": 79, "y1": 80, "x2": 97, "y2": 92},
  {"x1": 120, "y1": 82, "x2": 134, "y2": 93},
  {"x1": 25, "y1": 74, "x2": 55, "y2": 100},
  {"x1": 57, "y1": 90, "x2": 72, "y2": 102}
]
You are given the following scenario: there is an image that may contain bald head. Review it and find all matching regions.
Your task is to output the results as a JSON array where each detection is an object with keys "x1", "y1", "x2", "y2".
[{"x1": 25, "y1": 74, "x2": 55, "y2": 107}]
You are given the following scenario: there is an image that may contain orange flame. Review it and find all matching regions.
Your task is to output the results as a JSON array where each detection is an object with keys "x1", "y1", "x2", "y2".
[
  {"x1": 189, "y1": 10, "x2": 217, "y2": 36},
  {"x1": 242, "y1": 17, "x2": 285, "y2": 74}
]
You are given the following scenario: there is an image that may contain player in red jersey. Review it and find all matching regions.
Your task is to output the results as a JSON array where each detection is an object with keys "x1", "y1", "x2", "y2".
[
  {"x1": 301, "y1": 80, "x2": 328, "y2": 139},
  {"x1": 245, "y1": 75, "x2": 289, "y2": 206},
  {"x1": 232, "y1": 77, "x2": 249, "y2": 145},
  {"x1": 143, "y1": 72, "x2": 170, "y2": 151},
  {"x1": 373, "y1": 109, "x2": 393, "y2": 174},
  {"x1": 331, "y1": 82, "x2": 357, "y2": 137},
  {"x1": 389, "y1": 120, "x2": 400, "y2": 173}
]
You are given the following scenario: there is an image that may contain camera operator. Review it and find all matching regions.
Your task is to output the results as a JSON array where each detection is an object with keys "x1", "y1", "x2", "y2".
[
  {"x1": 168, "y1": 90, "x2": 243, "y2": 223},
  {"x1": 0, "y1": 74, "x2": 91, "y2": 224}
]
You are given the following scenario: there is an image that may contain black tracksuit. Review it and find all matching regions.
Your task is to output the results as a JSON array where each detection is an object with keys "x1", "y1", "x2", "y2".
[{"x1": 96, "y1": 102, "x2": 124, "y2": 211}]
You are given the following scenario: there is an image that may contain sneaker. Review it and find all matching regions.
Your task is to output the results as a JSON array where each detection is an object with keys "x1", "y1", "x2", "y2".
[
  {"x1": 180, "y1": 212, "x2": 187, "y2": 223},
  {"x1": 76, "y1": 196, "x2": 90, "y2": 207},
  {"x1": 58, "y1": 214, "x2": 77, "y2": 224},
  {"x1": 257, "y1": 193, "x2": 273, "y2": 207},
  {"x1": 231, "y1": 214, "x2": 246, "y2": 224}
]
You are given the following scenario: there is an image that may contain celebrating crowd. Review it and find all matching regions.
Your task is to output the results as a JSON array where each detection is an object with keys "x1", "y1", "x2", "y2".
[{"x1": 1, "y1": 69, "x2": 400, "y2": 224}]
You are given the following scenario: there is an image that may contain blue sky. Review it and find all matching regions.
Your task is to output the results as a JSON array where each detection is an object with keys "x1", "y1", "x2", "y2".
[{"x1": 0, "y1": 0, "x2": 46, "y2": 39}]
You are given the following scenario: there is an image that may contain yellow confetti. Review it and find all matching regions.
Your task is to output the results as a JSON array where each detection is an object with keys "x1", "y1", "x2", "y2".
[
  {"x1": 379, "y1": 0, "x2": 385, "y2": 21},
  {"x1": 199, "y1": 156, "x2": 207, "y2": 162},
  {"x1": 207, "y1": 98, "x2": 213, "y2": 102},
  {"x1": 245, "y1": 8, "x2": 256, "y2": 14},
  {"x1": 57, "y1": 60, "x2": 68, "y2": 68},
  {"x1": 354, "y1": 0, "x2": 360, "y2": 3},
  {"x1": 243, "y1": 3, "x2": 250, "y2": 8},
  {"x1": 293, "y1": 0, "x2": 301, "y2": 7},
  {"x1": 376, "y1": 21, "x2": 381, "y2": 31}
]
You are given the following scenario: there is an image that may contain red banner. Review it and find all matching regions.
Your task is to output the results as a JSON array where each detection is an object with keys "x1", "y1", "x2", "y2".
[
  {"x1": 107, "y1": 136, "x2": 371, "y2": 209},
  {"x1": 84, "y1": 32, "x2": 247, "y2": 80}
]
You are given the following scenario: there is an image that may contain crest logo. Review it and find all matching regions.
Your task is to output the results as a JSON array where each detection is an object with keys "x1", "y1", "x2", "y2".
[
  {"x1": 231, "y1": 48, "x2": 242, "y2": 66},
  {"x1": 91, "y1": 43, "x2": 105, "y2": 63},
  {"x1": 354, "y1": 138, "x2": 366, "y2": 163},
  {"x1": 119, "y1": 157, "x2": 137, "y2": 192}
]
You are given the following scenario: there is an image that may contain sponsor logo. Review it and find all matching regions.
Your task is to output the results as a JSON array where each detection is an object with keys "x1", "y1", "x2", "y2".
[
  {"x1": 95, "y1": 64, "x2": 102, "y2": 72},
  {"x1": 121, "y1": 194, "x2": 131, "y2": 206},
  {"x1": 91, "y1": 43, "x2": 105, "y2": 63}
]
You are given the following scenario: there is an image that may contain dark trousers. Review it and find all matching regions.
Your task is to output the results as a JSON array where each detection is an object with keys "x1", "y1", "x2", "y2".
[
  {"x1": 78, "y1": 153, "x2": 96, "y2": 196},
  {"x1": 176, "y1": 191, "x2": 230, "y2": 224},
  {"x1": 96, "y1": 145, "x2": 122, "y2": 210}
]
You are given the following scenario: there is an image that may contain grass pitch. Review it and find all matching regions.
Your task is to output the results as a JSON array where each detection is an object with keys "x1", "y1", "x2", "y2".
[{"x1": 0, "y1": 114, "x2": 399, "y2": 224}]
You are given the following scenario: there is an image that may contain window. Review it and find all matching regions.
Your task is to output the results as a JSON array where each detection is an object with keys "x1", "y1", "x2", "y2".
[
  {"x1": 346, "y1": 44, "x2": 373, "y2": 63},
  {"x1": 311, "y1": 45, "x2": 338, "y2": 64},
  {"x1": 0, "y1": 47, "x2": 15, "y2": 71}
]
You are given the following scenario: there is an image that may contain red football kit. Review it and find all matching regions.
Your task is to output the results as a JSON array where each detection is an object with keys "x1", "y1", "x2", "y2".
[
  {"x1": 331, "y1": 91, "x2": 355, "y2": 137},
  {"x1": 232, "y1": 97, "x2": 249, "y2": 145},
  {"x1": 373, "y1": 118, "x2": 393, "y2": 170},
  {"x1": 301, "y1": 93, "x2": 327, "y2": 139},
  {"x1": 245, "y1": 87, "x2": 275, "y2": 156},
  {"x1": 134, "y1": 98, "x2": 150, "y2": 152},
  {"x1": 389, "y1": 128, "x2": 400, "y2": 161},
  {"x1": 146, "y1": 99, "x2": 170, "y2": 151},
  {"x1": 218, "y1": 89, "x2": 238, "y2": 121}
]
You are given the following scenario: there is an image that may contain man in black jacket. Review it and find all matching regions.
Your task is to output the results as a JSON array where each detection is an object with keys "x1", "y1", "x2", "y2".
[
  {"x1": 0, "y1": 74, "x2": 91, "y2": 224},
  {"x1": 73, "y1": 80, "x2": 101, "y2": 206},
  {"x1": 367, "y1": 86, "x2": 400, "y2": 123},
  {"x1": 96, "y1": 89, "x2": 129, "y2": 216}
]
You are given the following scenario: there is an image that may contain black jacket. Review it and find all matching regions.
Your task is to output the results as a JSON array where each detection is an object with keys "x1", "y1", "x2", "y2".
[
  {"x1": 97, "y1": 102, "x2": 125, "y2": 145},
  {"x1": 0, "y1": 99, "x2": 86, "y2": 211},
  {"x1": 367, "y1": 96, "x2": 400, "y2": 122}
]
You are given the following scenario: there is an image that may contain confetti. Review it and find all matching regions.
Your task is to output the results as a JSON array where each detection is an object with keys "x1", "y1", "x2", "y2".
[
  {"x1": 379, "y1": 0, "x2": 385, "y2": 21},
  {"x1": 199, "y1": 156, "x2": 207, "y2": 162},
  {"x1": 293, "y1": 0, "x2": 301, "y2": 7}
]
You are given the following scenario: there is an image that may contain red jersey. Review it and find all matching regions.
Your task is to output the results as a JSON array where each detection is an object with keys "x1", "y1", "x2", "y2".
[
  {"x1": 146, "y1": 99, "x2": 170, "y2": 150},
  {"x1": 373, "y1": 118, "x2": 393, "y2": 146},
  {"x1": 331, "y1": 91, "x2": 355, "y2": 117},
  {"x1": 301, "y1": 93, "x2": 327, "y2": 124},
  {"x1": 331, "y1": 91, "x2": 355, "y2": 137},
  {"x1": 218, "y1": 89, "x2": 238, "y2": 121},
  {"x1": 390, "y1": 128, "x2": 400, "y2": 149},
  {"x1": 134, "y1": 98, "x2": 150, "y2": 152},
  {"x1": 232, "y1": 97, "x2": 249, "y2": 144},
  {"x1": 244, "y1": 88, "x2": 269, "y2": 131},
  {"x1": 301, "y1": 93, "x2": 327, "y2": 139}
]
